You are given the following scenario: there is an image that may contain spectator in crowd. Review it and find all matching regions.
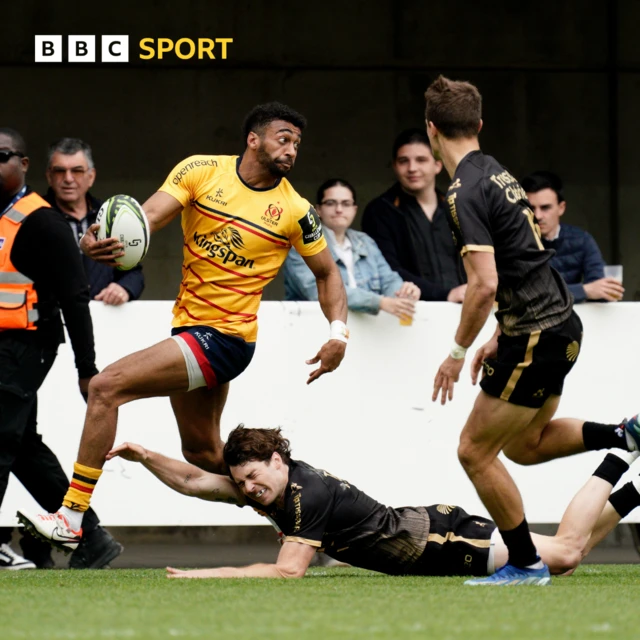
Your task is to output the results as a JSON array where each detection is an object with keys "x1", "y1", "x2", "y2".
[
  {"x1": 44, "y1": 138, "x2": 145, "y2": 305},
  {"x1": 0, "y1": 127, "x2": 122, "y2": 569},
  {"x1": 361, "y1": 129, "x2": 467, "y2": 303},
  {"x1": 522, "y1": 171, "x2": 624, "y2": 303},
  {"x1": 284, "y1": 179, "x2": 420, "y2": 321}
]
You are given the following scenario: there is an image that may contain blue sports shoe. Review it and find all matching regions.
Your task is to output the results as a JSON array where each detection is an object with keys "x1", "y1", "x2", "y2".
[
  {"x1": 622, "y1": 415, "x2": 640, "y2": 452},
  {"x1": 465, "y1": 562, "x2": 551, "y2": 586}
]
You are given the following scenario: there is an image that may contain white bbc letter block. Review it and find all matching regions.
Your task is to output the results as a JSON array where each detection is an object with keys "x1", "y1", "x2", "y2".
[
  {"x1": 102, "y1": 36, "x2": 129, "y2": 62},
  {"x1": 68, "y1": 35, "x2": 96, "y2": 63},
  {"x1": 35, "y1": 35, "x2": 62, "y2": 62}
]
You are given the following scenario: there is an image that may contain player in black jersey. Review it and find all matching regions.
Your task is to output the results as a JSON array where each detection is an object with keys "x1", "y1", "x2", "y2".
[
  {"x1": 425, "y1": 76, "x2": 640, "y2": 585},
  {"x1": 105, "y1": 426, "x2": 640, "y2": 580},
  {"x1": 425, "y1": 75, "x2": 640, "y2": 586}
]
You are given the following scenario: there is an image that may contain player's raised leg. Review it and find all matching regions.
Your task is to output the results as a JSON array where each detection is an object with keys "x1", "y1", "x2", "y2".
[
  {"x1": 490, "y1": 450, "x2": 640, "y2": 575},
  {"x1": 504, "y1": 410, "x2": 640, "y2": 466},
  {"x1": 18, "y1": 338, "x2": 189, "y2": 550}
]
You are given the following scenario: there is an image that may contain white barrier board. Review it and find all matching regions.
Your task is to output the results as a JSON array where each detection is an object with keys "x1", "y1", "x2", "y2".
[{"x1": 3, "y1": 301, "x2": 640, "y2": 525}]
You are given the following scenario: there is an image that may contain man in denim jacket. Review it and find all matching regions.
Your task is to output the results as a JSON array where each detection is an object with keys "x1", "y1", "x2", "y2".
[{"x1": 285, "y1": 179, "x2": 420, "y2": 319}]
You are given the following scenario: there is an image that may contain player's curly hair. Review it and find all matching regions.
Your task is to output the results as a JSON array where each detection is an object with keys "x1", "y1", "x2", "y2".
[
  {"x1": 424, "y1": 75, "x2": 482, "y2": 139},
  {"x1": 223, "y1": 425, "x2": 292, "y2": 467},
  {"x1": 242, "y1": 102, "x2": 307, "y2": 140}
]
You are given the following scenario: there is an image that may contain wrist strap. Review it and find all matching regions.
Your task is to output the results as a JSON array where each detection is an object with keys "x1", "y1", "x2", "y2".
[
  {"x1": 330, "y1": 320, "x2": 349, "y2": 344},
  {"x1": 450, "y1": 342, "x2": 467, "y2": 359}
]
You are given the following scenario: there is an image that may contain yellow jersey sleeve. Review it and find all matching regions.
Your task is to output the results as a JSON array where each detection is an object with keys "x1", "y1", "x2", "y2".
[
  {"x1": 158, "y1": 155, "x2": 219, "y2": 207},
  {"x1": 289, "y1": 201, "x2": 327, "y2": 257}
]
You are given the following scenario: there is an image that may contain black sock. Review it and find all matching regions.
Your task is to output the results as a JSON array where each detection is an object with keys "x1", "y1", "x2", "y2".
[
  {"x1": 592, "y1": 453, "x2": 630, "y2": 486},
  {"x1": 583, "y1": 421, "x2": 628, "y2": 451},
  {"x1": 609, "y1": 482, "x2": 640, "y2": 518},
  {"x1": 499, "y1": 517, "x2": 538, "y2": 569}
]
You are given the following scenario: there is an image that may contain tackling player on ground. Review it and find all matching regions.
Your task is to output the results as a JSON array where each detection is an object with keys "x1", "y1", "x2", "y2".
[
  {"x1": 426, "y1": 76, "x2": 640, "y2": 586},
  {"x1": 19, "y1": 103, "x2": 348, "y2": 551},
  {"x1": 104, "y1": 426, "x2": 640, "y2": 580}
]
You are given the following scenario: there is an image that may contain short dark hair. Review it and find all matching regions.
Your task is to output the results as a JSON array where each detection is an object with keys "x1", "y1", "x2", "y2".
[
  {"x1": 241, "y1": 102, "x2": 307, "y2": 141},
  {"x1": 521, "y1": 171, "x2": 565, "y2": 203},
  {"x1": 0, "y1": 127, "x2": 27, "y2": 155},
  {"x1": 316, "y1": 178, "x2": 357, "y2": 205},
  {"x1": 392, "y1": 128, "x2": 431, "y2": 160},
  {"x1": 223, "y1": 425, "x2": 292, "y2": 467},
  {"x1": 424, "y1": 75, "x2": 482, "y2": 139},
  {"x1": 47, "y1": 138, "x2": 94, "y2": 169}
]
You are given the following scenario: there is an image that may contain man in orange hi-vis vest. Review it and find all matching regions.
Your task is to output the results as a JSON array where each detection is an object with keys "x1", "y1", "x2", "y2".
[
  {"x1": 19, "y1": 103, "x2": 348, "y2": 552},
  {"x1": 0, "y1": 127, "x2": 122, "y2": 569}
]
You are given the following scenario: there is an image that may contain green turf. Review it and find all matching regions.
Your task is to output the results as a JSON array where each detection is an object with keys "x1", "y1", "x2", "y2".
[{"x1": 1, "y1": 565, "x2": 639, "y2": 639}]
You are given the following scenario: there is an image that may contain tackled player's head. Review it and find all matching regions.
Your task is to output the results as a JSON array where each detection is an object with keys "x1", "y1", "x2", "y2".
[
  {"x1": 224, "y1": 426, "x2": 292, "y2": 506},
  {"x1": 424, "y1": 76, "x2": 482, "y2": 157},
  {"x1": 242, "y1": 102, "x2": 307, "y2": 178}
]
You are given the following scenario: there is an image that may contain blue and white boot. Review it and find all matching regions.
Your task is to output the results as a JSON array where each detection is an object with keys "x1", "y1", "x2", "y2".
[{"x1": 465, "y1": 562, "x2": 551, "y2": 586}]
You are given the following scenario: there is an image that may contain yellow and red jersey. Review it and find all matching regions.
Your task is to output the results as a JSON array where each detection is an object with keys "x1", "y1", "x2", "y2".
[{"x1": 159, "y1": 155, "x2": 326, "y2": 342}]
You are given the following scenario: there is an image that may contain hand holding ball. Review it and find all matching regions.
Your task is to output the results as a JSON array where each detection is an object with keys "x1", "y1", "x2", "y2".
[{"x1": 96, "y1": 195, "x2": 150, "y2": 271}]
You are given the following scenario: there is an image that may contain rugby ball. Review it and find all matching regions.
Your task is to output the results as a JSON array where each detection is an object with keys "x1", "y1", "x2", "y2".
[{"x1": 96, "y1": 195, "x2": 150, "y2": 271}]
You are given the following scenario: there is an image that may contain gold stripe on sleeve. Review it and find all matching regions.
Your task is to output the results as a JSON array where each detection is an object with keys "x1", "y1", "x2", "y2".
[
  {"x1": 460, "y1": 245, "x2": 495, "y2": 256},
  {"x1": 284, "y1": 536, "x2": 322, "y2": 547}
]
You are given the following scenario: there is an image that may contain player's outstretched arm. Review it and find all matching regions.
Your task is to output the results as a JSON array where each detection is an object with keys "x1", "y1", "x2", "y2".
[
  {"x1": 106, "y1": 442, "x2": 244, "y2": 504},
  {"x1": 301, "y1": 248, "x2": 348, "y2": 384},
  {"x1": 166, "y1": 540, "x2": 317, "y2": 579}
]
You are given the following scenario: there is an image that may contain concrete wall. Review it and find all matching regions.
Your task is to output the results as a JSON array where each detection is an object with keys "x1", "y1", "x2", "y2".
[{"x1": 3, "y1": 1, "x2": 637, "y2": 300}]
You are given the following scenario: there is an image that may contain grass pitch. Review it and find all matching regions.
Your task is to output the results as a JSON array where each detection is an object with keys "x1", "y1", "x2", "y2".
[{"x1": 1, "y1": 565, "x2": 639, "y2": 639}]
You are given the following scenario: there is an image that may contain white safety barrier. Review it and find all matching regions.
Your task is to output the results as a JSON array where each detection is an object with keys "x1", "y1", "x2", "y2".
[{"x1": 3, "y1": 301, "x2": 640, "y2": 526}]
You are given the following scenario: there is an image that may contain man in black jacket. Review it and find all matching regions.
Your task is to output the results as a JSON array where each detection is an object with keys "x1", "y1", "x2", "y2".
[
  {"x1": 362, "y1": 129, "x2": 467, "y2": 302},
  {"x1": 0, "y1": 127, "x2": 122, "y2": 569},
  {"x1": 44, "y1": 138, "x2": 144, "y2": 305}
]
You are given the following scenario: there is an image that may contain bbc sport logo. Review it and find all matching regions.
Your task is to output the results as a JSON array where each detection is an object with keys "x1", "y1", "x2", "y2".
[
  {"x1": 35, "y1": 36, "x2": 129, "y2": 63},
  {"x1": 34, "y1": 36, "x2": 233, "y2": 63}
]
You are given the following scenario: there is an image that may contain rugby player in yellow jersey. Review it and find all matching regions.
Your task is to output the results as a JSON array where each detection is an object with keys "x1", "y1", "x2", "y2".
[{"x1": 18, "y1": 103, "x2": 348, "y2": 550}]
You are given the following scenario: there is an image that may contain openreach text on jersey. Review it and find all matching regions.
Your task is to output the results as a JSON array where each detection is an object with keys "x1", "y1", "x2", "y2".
[{"x1": 34, "y1": 36, "x2": 233, "y2": 63}]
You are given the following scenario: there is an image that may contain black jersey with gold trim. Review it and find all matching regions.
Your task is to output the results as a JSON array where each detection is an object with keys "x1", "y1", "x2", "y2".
[
  {"x1": 246, "y1": 460, "x2": 431, "y2": 575},
  {"x1": 446, "y1": 151, "x2": 572, "y2": 336}
]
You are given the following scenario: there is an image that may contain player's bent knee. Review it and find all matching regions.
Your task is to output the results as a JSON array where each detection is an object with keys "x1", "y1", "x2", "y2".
[
  {"x1": 88, "y1": 371, "x2": 120, "y2": 406},
  {"x1": 457, "y1": 441, "x2": 488, "y2": 476},
  {"x1": 549, "y1": 548, "x2": 582, "y2": 575}
]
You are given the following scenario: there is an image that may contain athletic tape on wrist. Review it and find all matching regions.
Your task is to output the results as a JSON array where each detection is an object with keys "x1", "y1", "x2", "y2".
[
  {"x1": 450, "y1": 342, "x2": 467, "y2": 359},
  {"x1": 330, "y1": 320, "x2": 349, "y2": 343}
]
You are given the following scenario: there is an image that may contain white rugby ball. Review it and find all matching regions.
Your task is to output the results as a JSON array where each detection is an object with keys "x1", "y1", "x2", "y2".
[{"x1": 96, "y1": 194, "x2": 150, "y2": 271}]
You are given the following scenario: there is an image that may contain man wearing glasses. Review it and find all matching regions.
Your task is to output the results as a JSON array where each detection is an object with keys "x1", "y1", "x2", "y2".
[
  {"x1": 0, "y1": 128, "x2": 122, "y2": 570},
  {"x1": 43, "y1": 138, "x2": 144, "y2": 306},
  {"x1": 284, "y1": 178, "x2": 421, "y2": 321}
]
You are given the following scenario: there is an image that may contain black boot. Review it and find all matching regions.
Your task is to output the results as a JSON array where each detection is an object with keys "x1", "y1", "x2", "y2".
[{"x1": 68, "y1": 526, "x2": 123, "y2": 569}]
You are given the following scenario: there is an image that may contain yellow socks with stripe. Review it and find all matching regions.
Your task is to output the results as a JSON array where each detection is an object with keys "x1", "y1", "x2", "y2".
[{"x1": 62, "y1": 462, "x2": 103, "y2": 514}]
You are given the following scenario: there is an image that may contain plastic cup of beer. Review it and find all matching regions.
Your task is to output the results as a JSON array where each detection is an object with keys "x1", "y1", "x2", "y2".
[
  {"x1": 399, "y1": 315, "x2": 413, "y2": 326},
  {"x1": 604, "y1": 265, "x2": 623, "y2": 283}
]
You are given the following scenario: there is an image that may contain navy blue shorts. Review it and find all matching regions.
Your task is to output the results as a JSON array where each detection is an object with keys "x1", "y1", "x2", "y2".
[{"x1": 171, "y1": 325, "x2": 255, "y2": 388}]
